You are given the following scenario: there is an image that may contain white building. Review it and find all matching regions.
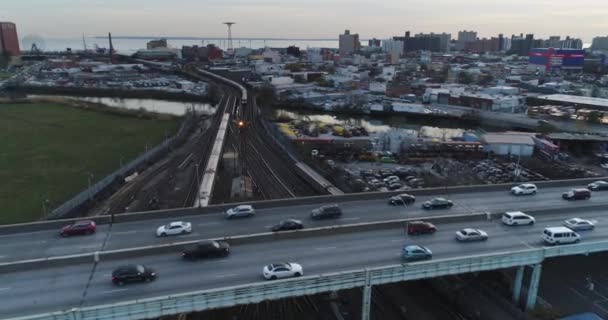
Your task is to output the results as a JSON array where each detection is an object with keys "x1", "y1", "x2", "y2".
[
  {"x1": 457, "y1": 30, "x2": 477, "y2": 51},
  {"x1": 262, "y1": 48, "x2": 281, "y2": 63},
  {"x1": 382, "y1": 39, "x2": 404, "y2": 63},
  {"x1": 482, "y1": 133, "x2": 535, "y2": 156}
]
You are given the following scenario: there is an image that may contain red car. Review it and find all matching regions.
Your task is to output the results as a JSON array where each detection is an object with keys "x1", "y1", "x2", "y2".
[
  {"x1": 60, "y1": 220, "x2": 96, "y2": 237},
  {"x1": 406, "y1": 221, "x2": 437, "y2": 235}
]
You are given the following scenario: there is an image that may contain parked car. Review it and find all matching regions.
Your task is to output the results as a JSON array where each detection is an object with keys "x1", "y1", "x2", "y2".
[
  {"x1": 388, "y1": 194, "x2": 416, "y2": 206},
  {"x1": 310, "y1": 204, "x2": 342, "y2": 220},
  {"x1": 271, "y1": 219, "x2": 303, "y2": 232},
  {"x1": 562, "y1": 188, "x2": 591, "y2": 201},
  {"x1": 422, "y1": 198, "x2": 453, "y2": 210},
  {"x1": 225, "y1": 205, "x2": 255, "y2": 219},
  {"x1": 588, "y1": 181, "x2": 608, "y2": 191},
  {"x1": 156, "y1": 221, "x2": 192, "y2": 237},
  {"x1": 383, "y1": 176, "x2": 400, "y2": 184},
  {"x1": 510, "y1": 184, "x2": 537, "y2": 196},
  {"x1": 406, "y1": 221, "x2": 436, "y2": 235},
  {"x1": 182, "y1": 240, "x2": 230, "y2": 260},
  {"x1": 111, "y1": 264, "x2": 156, "y2": 286},
  {"x1": 564, "y1": 218, "x2": 596, "y2": 231},
  {"x1": 455, "y1": 228, "x2": 488, "y2": 242},
  {"x1": 502, "y1": 211, "x2": 535, "y2": 226},
  {"x1": 60, "y1": 220, "x2": 96, "y2": 237},
  {"x1": 388, "y1": 182, "x2": 403, "y2": 190},
  {"x1": 402, "y1": 245, "x2": 432, "y2": 261},
  {"x1": 542, "y1": 227, "x2": 580, "y2": 245},
  {"x1": 262, "y1": 262, "x2": 303, "y2": 280}
]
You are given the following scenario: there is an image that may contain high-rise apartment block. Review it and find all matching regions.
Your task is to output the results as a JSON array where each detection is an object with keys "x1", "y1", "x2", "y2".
[
  {"x1": 0, "y1": 22, "x2": 19, "y2": 56},
  {"x1": 339, "y1": 30, "x2": 360, "y2": 56}
]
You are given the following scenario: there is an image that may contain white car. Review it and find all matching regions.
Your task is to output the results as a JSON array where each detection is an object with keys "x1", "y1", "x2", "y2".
[
  {"x1": 564, "y1": 218, "x2": 596, "y2": 231},
  {"x1": 455, "y1": 228, "x2": 489, "y2": 242},
  {"x1": 510, "y1": 184, "x2": 537, "y2": 195},
  {"x1": 225, "y1": 205, "x2": 255, "y2": 219},
  {"x1": 156, "y1": 221, "x2": 192, "y2": 237},
  {"x1": 502, "y1": 211, "x2": 535, "y2": 226},
  {"x1": 262, "y1": 262, "x2": 303, "y2": 280}
]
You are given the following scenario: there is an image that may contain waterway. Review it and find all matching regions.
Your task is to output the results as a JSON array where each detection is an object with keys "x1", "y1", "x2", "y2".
[{"x1": 27, "y1": 95, "x2": 216, "y2": 116}]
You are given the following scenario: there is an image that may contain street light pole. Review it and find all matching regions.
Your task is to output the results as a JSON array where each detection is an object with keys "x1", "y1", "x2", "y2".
[{"x1": 195, "y1": 164, "x2": 201, "y2": 208}]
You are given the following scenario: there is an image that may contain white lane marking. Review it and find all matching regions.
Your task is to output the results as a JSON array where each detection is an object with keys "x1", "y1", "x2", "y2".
[
  {"x1": 264, "y1": 225, "x2": 273, "y2": 228},
  {"x1": 0, "y1": 240, "x2": 47, "y2": 248},
  {"x1": 391, "y1": 239, "x2": 403, "y2": 242},
  {"x1": 79, "y1": 245, "x2": 100, "y2": 249},
  {"x1": 101, "y1": 289, "x2": 129, "y2": 294},
  {"x1": 341, "y1": 217, "x2": 361, "y2": 221},
  {"x1": 180, "y1": 233, "x2": 200, "y2": 238},
  {"x1": 215, "y1": 274, "x2": 238, "y2": 278},
  {"x1": 112, "y1": 230, "x2": 137, "y2": 235},
  {"x1": 197, "y1": 222, "x2": 221, "y2": 227},
  {"x1": 315, "y1": 246, "x2": 337, "y2": 250},
  {"x1": 0, "y1": 287, "x2": 11, "y2": 292},
  {"x1": 518, "y1": 239, "x2": 535, "y2": 249},
  {"x1": 0, "y1": 255, "x2": 6, "y2": 259}
]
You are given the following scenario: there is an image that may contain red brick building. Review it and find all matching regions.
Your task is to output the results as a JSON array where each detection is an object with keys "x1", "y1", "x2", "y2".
[{"x1": 0, "y1": 22, "x2": 20, "y2": 56}]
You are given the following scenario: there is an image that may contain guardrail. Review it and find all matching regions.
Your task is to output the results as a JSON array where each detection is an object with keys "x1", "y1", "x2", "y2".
[
  {"x1": 10, "y1": 239, "x2": 608, "y2": 320},
  {"x1": 1, "y1": 175, "x2": 606, "y2": 234}
]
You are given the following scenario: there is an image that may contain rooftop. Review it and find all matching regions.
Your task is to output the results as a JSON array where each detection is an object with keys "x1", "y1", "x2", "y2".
[
  {"x1": 482, "y1": 133, "x2": 535, "y2": 145},
  {"x1": 536, "y1": 94, "x2": 608, "y2": 108}
]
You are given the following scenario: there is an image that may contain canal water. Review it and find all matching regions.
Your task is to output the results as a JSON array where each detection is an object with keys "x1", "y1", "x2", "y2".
[{"x1": 27, "y1": 95, "x2": 216, "y2": 116}]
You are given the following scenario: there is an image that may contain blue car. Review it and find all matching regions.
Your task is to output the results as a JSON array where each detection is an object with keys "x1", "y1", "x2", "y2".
[{"x1": 402, "y1": 245, "x2": 432, "y2": 261}]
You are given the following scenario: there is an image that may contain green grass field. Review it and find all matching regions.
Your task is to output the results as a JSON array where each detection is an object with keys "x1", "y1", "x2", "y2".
[{"x1": 0, "y1": 103, "x2": 179, "y2": 224}]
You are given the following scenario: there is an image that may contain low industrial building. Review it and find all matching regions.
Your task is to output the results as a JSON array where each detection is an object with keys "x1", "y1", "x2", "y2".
[{"x1": 482, "y1": 133, "x2": 535, "y2": 156}]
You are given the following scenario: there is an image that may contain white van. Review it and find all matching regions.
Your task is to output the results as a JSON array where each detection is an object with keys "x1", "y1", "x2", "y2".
[
  {"x1": 502, "y1": 211, "x2": 535, "y2": 226},
  {"x1": 543, "y1": 227, "x2": 580, "y2": 245}
]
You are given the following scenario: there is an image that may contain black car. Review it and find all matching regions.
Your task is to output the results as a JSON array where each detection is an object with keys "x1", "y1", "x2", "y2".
[
  {"x1": 111, "y1": 264, "x2": 156, "y2": 286},
  {"x1": 562, "y1": 188, "x2": 591, "y2": 201},
  {"x1": 388, "y1": 194, "x2": 416, "y2": 206},
  {"x1": 422, "y1": 198, "x2": 453, "y2": 210},
  {"x1": 182, "y1": 240, "x2": 230, "y2": 260},
  {"x1": 272, "y1": 219, "x2": 304, "y2": 232},
  {"x1": 588, "y1": 181, "x2": 608, "y2": 191},
  {"x1": 310, "y1": 204, "x2": 342, "y2": 220}
]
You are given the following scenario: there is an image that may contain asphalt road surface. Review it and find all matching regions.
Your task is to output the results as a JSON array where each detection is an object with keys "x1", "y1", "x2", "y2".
[
  {"x1": 0, "y1": 184, "x2": 606, "y2": 263},
  {"x1": 1, "y1": 208, "x2": 607, "y2": 318}
]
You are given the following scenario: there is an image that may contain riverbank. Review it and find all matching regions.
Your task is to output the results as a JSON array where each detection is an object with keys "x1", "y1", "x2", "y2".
[
  {"x1": 4, "y1": 84, "x2": 219, "y2": 105},
  {"x1": 0, "y1": 102, "x2": 179, "y2": 224}
]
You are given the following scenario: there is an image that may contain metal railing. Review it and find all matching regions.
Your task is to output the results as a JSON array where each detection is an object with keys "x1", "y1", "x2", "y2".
[
  {"x1": 10, "y1": 239, "x2": 608, "y2": 320},
  {"x1": 49, "y1": 115, "x2": 195, "y2": 219}
]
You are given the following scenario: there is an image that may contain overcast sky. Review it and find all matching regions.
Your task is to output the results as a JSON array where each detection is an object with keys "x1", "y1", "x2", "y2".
[{"x1": 3, "y1": 0, "x2": 608, "y2": 42}]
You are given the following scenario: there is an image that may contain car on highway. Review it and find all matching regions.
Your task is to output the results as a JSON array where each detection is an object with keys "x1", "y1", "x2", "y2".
[
  {"x1": 502, "y1": 211, "x2": 535, "y2": 226},
  {"x1": 388, "y1": 182, "x2": 403, "y2": 190},
  {"x1": 310, "y1": 204, "x2": 342, "y2": 220},
  {"x1": 379, "y1": 157, "x2": 397, "y2": 163},
  {"x1": 156, "y1": 221, "x2": 192, "y2": 237},
  {"x1": 406, "y1": 221, "x2": 436, "y2": 235},
  {"x1": 455, "y1": 228, "x2": 488, "y2": 242},
  {"x1": 388, "y1": 193, "x2": 416, "y2": 206},
  {"x1": 542, "y1": 227, "x2": 580, "y2": 245},
  {"x1": 562, "y1": 188, "x2": 591, "y2": 201},
  {"x1": 564, "y1": 218, "x2": 596, "y2": 231},
  {"x1": 182, "y1": 240, "x2": 230, "y2": 260},
  {"x1": 271, "y1": 219, "x2": 304, "y2": 232},
  {"x1": 422, "y1": 198, "x2": 453, "y2": 210},
  {"x1": 60, "y1": 220, "x2": 96, "y2": 237},
  {"x1": 262, "y1": 262, "x2": 303, "y2": 280},
  {"x1": 402, "y1": 245, "x2": 432, "y2": 261},
  {"x1": 225, "y1": 205, "x2": 255, "y2": 219},
  {"x1": 510, "y1": 183, "x2": 537, "y2": 196},
  {"x1": 111, "y1": 264, "x2": 156, "y2": 286},
  {"x1": 588, "y1": 181, "x2": 608, "y2": 191}
]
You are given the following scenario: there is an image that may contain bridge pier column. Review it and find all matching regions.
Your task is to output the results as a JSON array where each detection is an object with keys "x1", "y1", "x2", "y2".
[
  {"x1": 526, "y1": 264, "x2": 542, "y2": 311},
  {"x1": 361, "y1": 270, "x2": 372, "y2": 320},
  {"x1": 512, "y1": 266, "x2": 524, "y2": 304}
]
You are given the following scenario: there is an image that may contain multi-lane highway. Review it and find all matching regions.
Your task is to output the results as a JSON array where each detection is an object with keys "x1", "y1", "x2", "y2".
[
  {"x1": 1, "y1": 207, "x2": 607, "y2": 318},
  {"x1": 0, "y1": 184, "x2": 607, "y2": 262}
]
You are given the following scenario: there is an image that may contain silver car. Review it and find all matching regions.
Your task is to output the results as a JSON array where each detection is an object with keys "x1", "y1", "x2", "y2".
[
  {"x1": 455, "y1": 228, "x2": 488, "y2": 242},
  {"x1": 564, "y1": 218, "x2": 596, "y2": 231},
  {"x1": 225, "y1": 205, "x2": 255, "y2": 219}
]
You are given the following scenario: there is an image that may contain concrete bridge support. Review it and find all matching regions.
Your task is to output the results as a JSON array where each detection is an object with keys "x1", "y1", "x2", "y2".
[
  {"x1": 511, "y1": 264, "x2": 543, "y2": 311},
  {"x1": 361, "y1": 270, "x2": 372, "y2": 320}
]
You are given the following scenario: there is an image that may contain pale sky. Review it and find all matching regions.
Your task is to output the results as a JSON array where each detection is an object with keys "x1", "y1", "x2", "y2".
[{"x1": 3, "y1": 0, "x2": 608, "y2": 42}]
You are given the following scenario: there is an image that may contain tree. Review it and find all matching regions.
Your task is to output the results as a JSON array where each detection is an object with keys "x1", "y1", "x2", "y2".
[
  {"x1": 457, "y1": 72, "x2": 473, "y2": 85},
  {"x1": 537, "y1": 122, "x2": 557, "y2": 135}
]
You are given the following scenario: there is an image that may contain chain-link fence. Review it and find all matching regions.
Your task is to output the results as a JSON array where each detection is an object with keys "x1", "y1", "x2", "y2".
[{"x1": 48, "y1": 115, "x2": 195, "y2": 219}]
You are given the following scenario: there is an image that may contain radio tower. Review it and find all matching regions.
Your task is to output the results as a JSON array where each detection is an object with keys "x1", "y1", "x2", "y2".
[{"x1": 223, "y1": 22, "x2": 235, "y2": 53}]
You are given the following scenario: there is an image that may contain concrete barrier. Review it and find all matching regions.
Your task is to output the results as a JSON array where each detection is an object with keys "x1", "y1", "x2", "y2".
[
  {"x1": 1, "y1": 203, "x2": 605, "y2": 273},
  {"x1": 0, "y1": 175, "x2": 605, "y2": 235}
]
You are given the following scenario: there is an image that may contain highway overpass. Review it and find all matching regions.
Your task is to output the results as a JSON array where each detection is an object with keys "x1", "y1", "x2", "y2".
[
  {"x1": 0, "y1": 181, "x2": 606, "y2": 263},
  {"x1": 2, "y1": 199, "x2": 608, "y2": 318}
]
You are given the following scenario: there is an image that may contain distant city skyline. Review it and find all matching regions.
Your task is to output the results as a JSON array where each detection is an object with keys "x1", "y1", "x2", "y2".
[{"x1": 3, "y1": 0, "x2": 608, "y2": 42}]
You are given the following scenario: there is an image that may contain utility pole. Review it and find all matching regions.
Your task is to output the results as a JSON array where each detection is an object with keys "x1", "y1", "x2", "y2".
[{"x1": 195, "y1": 164, "x2": 201, "y2": 208}]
